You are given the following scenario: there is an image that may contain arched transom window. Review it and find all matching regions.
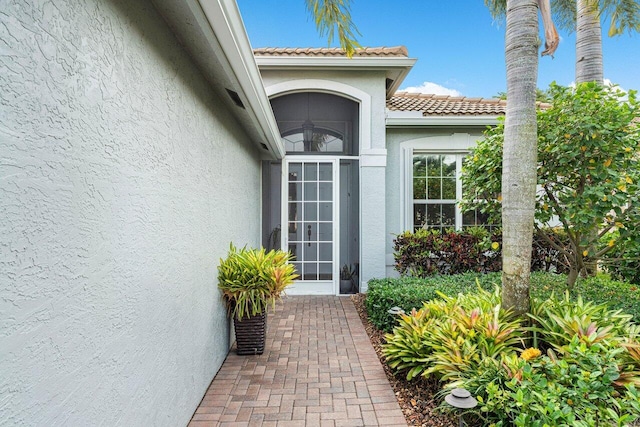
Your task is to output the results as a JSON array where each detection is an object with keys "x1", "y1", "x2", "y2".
[{"x1": 270, "y1": 92, "x2": 359, "y2": 155}]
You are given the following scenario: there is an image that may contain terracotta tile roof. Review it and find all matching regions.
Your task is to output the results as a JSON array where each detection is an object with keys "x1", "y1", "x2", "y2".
[
  {"x1": 253, "y1": 46, "x2": 409, "y2": 57},
  {"x1": 388, "y1": 92, "x2": 507, "y2": 116}
]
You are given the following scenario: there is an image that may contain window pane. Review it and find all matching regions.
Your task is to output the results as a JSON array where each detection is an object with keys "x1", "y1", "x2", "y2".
[
  {"x1": 319, "y1": 182, "x2": 332, "y2": 201},
  {"x1": 427, "y1": 155, "x2": 441, "y2": 176},
  {"x1": 318, "y1": 133, "x2": 344, "y2": 153},
  {"x1": 427, "y1": 179, "x2": 441, "y2": 200},
  {"x1": 291, "y1": 262, "x2": 301, "y2": 276},
  {"x1": 443, "y1": 155, "x2": 456, "y2": 177},
  {"x1": 288, "y1": 222, "x2": 302, "y2": 241},
  {"x1": 303, "y1": 202, "x2": 317, "y2": 221},
  {"x1": 413, "y1": 178, "x2": 426, "y2": 200},
  {"x1": 289, "y1": 163, "x2": 302, "y2": 181},
  {"x1": 318, "y1": 163, "x2": 332, "y2": 181},
  {"x1": 288, "y1": 182, "x2": 301, "y2": 202},
  {"x1": 414, "y1": 204, "x2": 426, "y2": 229},
  {"x1": 413, "y1": 155, "x2": 426, "y2": 177},
  {"x1": 288, "y1": 202, "x2": 301, "y2": 222},
  {"x1": 319, "y1": 202, "x2": 332, "y2": 221},
  {"x1": 442, "y1": 178, "x2": 456, "y2": 200},
  {"x1": 303, "y1": 263, "x2": 317, "y2": 280},
  {"x1": 288, "y1": 243, "x2": 301, "y2": 260},
  {"x1": 304, "y1": 182, "x2": 317, "y2": 200},
  {"x1": 318, "y1": 223, "x2": 332, "y2": 241},
  {"x1": 304, "y1": 163, "x2": 318, "y2": 181},
  {"x1": 319, "y1": 243, "x2": 332, "y2": 261},
  {"x1": 304, "y1": 243, "x2": 317, "y2": 261},
  {"x1": 427, "y1": 204, "x2": 441, "y2": 225},
  {"x1": 318, "y1": 263, "x2": 332, "y2": 280},
  {"x1": 463, "y1": 209, "x2": 477, "y2": 226},
  {"x1": 442, "y1": 204, "x2": 456, "y2": 227}
]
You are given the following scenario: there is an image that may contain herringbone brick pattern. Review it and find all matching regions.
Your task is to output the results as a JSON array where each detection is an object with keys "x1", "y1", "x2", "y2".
[{"x1": 189, "y1": 296, "x2": 407, "y2": 426}]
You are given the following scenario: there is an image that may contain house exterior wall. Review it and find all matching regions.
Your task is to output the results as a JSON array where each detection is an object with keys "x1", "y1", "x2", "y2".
[
  {"x1": 385, "y1": 128, "x2": 487, "y2": 276},
  {"x1": 260, "y1": 70, "x2": 388, "y2": 290},
  {"x1": 0, "y1": 1, "x2": 261, "y2": 426}
]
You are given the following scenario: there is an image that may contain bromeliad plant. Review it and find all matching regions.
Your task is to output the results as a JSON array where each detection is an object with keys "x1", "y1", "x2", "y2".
[
  {"x1": 529, "y1": 292, "x2": 633, "y2": 351},
  {"x1": 217, "y1": 244, "x2": 298, "y2": 320},
  {"x1": 382, "y1": 286, "x2": 524, "y2": 384}
]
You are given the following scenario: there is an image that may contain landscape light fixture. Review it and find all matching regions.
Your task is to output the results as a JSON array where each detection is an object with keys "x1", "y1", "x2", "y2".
[{"x1": 445, "y1": 388, "x2": 477, "y2": 427}]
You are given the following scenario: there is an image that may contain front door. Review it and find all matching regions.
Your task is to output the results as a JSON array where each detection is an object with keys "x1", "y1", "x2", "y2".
[{"x1": 282, "y1": 158, "x2": 338, "y2": 295}]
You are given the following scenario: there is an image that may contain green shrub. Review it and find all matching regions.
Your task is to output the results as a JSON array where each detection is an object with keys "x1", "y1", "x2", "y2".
[
  {"x1": 365, "y1": 273, "x2": 499, "y2": 332},
  {"x1": 393, "y1": 228, "x2": 501, "y2": 277},
  {"x1": 469, "y1": 340, "x2": 640, "y2": 427},
  {"x1": 533, "y1": 275, "x2": 640, "y2": 322},
  {"x1": 383, "y1": 287, "x2": 524, "y2": 384},
  {"x1": 393, "y1": 228, "x2": 569, "y2": 278},
  {"x1": 603, "y1": 230, "x2": 640, "y2": 285}
]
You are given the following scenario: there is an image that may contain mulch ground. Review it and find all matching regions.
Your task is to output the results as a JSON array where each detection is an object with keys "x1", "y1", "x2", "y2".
[{"x1": 350, "y1": 294, "x2": 457, "y2": 427}]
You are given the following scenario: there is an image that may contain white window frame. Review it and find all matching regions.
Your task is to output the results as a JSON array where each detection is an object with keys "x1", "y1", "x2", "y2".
[
  {"x1": 407, "y1": 152, "x2": 466, "y2": 231},
  {"x1": 400, "y1": 134, "x2": 479, "y2": 232}
]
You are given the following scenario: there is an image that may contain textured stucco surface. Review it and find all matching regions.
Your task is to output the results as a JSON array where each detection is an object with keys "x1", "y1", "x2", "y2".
[{"x1": 1, "y1": 1, "x2": 261, "y2": 426}]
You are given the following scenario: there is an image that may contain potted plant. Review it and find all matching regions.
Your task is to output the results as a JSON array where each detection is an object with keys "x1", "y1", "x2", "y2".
[
  {"x1": 217, "y1": 244, "x2": 298, "y2": 355},
  {"x1": 340, "y1": 264, "x2": 357, "y2": 294}
]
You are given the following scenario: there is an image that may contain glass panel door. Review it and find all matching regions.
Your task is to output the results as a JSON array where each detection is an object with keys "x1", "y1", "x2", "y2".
[{"x1": 283, "y1": 158, "x2": 338, "y2": 295}]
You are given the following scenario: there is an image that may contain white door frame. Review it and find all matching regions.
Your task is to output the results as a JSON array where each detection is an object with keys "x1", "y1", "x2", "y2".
[{"x1": 281, "y1": 156, "x2": 340, "y2": 295}]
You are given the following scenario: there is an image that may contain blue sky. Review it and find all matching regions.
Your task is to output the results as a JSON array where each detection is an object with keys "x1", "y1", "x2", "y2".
[{"x1": 237, "y1": 0, "x2": 640, "y2": 98}]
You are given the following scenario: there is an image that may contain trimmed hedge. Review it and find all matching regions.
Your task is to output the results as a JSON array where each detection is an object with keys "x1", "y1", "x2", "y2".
[
  {"x1": 366, "y1": 273, "x2": 504, "y2": 332},
  {"x1": 366, "y1": 272, "x2": 640, "y2": 332}
]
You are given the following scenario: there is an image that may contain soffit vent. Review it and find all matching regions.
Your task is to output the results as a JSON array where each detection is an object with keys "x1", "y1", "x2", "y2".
[
  {"x1": 386, "y1": 78, "x2": 394, "y2": 90},
  {"x1": 226, "y1": 88, "x2": 245, "y2": 109}
]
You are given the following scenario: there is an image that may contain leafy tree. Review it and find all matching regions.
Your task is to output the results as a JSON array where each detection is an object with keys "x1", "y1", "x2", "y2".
[{"x1": 462, "y1": 82, "x2": 640, "y2": 288}]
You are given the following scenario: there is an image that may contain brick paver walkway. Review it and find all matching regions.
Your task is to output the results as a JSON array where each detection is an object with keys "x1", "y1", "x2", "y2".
[{"x1": 189, "y1": 296, "x2": 407, "y2": 427}]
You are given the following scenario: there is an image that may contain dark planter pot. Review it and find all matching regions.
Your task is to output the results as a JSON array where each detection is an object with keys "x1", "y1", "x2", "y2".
[
  {"x1": 340, "y1": 279, "x2": 353, "y2": 294},
  {"x1": 233, "y1": 311, "x2": 266, "y2": 355}
]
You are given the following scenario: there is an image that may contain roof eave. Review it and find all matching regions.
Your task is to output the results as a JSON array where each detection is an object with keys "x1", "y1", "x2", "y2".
[
  {"x1": 386, "y1": 115, "x2": 501, "y2": 127},
  {"x1": 152, "y1": 0, "x2": 284, "y2": 159},
  {"x1": 255, "y1": 56, "x2": 417, "y2": 98}
]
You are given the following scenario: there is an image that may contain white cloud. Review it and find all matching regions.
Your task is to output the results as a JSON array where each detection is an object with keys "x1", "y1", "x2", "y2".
[{"x1": 400, "y1": 81, "x2": 463, "y2": 97}]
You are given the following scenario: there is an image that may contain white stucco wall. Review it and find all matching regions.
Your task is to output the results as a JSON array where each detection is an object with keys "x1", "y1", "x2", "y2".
[
  {"x1": 0, "y1": 1, "x2": 261, "y2": 426},
  {"x1": 260, "y1": 70, "x2": 389, "y2": 290}
]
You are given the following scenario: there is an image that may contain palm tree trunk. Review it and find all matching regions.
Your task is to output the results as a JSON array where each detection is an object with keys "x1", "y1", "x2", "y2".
[
  {"x1": 576, "y1": 0, "x2": 604, "y2": 83},
  {"x1": 502, "y1": 0, "x2": 539, "y2": 317}
]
